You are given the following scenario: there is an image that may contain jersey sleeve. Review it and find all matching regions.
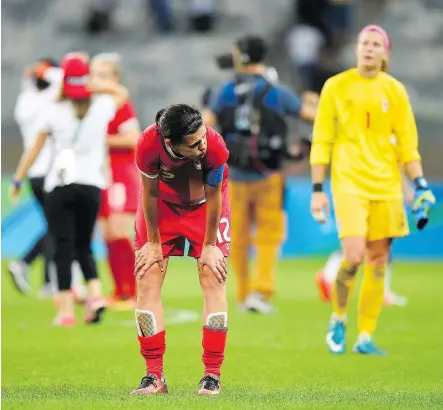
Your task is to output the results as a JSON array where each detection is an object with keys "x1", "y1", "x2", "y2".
[
  {"x1": 135, "y1": 126, "x2": 160, "y2": 178},
  {"x1": 14, "y1": 91, "x2": 38, "y2": 126},
  {"x1": 96, "y1": 95, "x2": 117, "y2": 123},
  {"x1": 204, "y1": 127, "x2": 229, "y2": 170},
  {"x1": 116, "y1": 101, "x2": 140, "y2": 133},
  {"x1": 393, "y1": 84, "x2": 421, "y2": 164},
  {"x1": 310, "y1": 79, "x2": 336, "y2": 165},
  {"x1": 278, "y1": 84, "x2": 302, "y2": 116}
]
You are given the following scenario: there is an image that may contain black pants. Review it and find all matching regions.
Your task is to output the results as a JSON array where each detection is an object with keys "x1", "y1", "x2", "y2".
[
  {"x1": 23, "y1": 177, "x2": 55, "y2": 284},
  {"x1": 46, "y1": 184, "x2": 101, "y2": 291}
]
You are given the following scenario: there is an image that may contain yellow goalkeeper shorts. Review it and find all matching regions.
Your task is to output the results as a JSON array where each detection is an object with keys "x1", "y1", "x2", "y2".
[{"x1": 333, "y1": 192, "x2": 409, "y2": 241}]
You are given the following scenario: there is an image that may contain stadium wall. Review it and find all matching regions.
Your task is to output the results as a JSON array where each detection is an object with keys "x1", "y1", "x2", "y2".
[{"x1": 2, "y1": 177, "x2": 442, "y2": 260}]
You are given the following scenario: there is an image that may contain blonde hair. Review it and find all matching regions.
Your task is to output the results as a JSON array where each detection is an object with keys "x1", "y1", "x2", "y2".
[{"x1": 92, "y1": 52, "x2": 123, "y2": 80}]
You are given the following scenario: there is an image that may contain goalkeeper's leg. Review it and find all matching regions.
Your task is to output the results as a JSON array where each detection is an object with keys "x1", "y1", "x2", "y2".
[
  {"x1": 354, "y1": 239, "x2": 391, "y2": 355},
  {"x1": 131, "y1": 258, "x2": 169, "y2": 395},
  {"x1": 327, "y1": 237, "x2": 364, "y2": 354}
]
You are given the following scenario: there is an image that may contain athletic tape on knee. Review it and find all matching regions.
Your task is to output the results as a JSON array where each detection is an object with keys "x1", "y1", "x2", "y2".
[
  {"x1": 135, "y1": 309, "x2": 157, "y2": 337},
  {"x1": 205, "y1": 312, "x2": 228, "y2": 330}
]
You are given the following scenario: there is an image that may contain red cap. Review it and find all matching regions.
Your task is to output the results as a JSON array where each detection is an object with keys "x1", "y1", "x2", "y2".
[{"x1": 61, "y1": 54, "x2": 91, "y2": 99}]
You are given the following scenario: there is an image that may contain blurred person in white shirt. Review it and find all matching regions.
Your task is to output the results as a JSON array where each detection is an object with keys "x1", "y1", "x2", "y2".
[
  {"x1": 9, "y1": 59, "x2": 85, "y2": 301},
  {"x1": 9, "y1": 59, "x2": 61, "y2": 296},
  {"x1": 10, "y1": 53, "x2": 128, "y2": 326}
]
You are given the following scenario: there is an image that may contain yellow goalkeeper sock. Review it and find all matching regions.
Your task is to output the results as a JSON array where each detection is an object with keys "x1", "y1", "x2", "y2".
[
  {"x1": 332, "y1": 259, "x2": 358, "y2": 317},
  {"x1": 230, "y1": 244, "x2": 250, "y2": 303},
  {"x1": 358, "y1": 264, "x2": 386, "y2": 335}
]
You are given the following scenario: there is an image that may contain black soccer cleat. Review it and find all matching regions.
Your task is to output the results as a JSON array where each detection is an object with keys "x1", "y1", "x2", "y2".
[
  {"x1": 198, "y1": 374, "x2": 221, "y2": 395},
  {"x1": 130, "y1": 374, "x2": 168, "y2": 395}
]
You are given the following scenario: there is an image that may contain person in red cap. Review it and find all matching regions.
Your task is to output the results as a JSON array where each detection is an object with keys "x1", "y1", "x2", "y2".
[
  {"x1": 91, "y1": 53, "x2": 141, "y2": 310},
  {"x1": 10, "y1": 53, "x2": 129, "y2": 327}
]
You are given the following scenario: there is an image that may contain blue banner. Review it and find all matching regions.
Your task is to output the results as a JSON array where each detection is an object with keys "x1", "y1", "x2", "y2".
[{"x1": 2, "y1": 178, "x2": 442, "y2": 260}]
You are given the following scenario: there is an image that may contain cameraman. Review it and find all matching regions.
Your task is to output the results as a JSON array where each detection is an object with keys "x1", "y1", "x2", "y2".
[{"x1": 203, "y1": 35, "x2": 317, "y2": 314}]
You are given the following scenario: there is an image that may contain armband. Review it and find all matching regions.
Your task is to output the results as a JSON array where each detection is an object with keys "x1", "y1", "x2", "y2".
[{"x1": 204, "y1": 165, "x2": 225, "y2": 186}]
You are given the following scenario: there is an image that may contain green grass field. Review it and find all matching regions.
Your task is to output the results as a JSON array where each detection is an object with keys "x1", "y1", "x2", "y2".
[{"x1": 2, "y1": 258, "x2": 443, "y2": 409}]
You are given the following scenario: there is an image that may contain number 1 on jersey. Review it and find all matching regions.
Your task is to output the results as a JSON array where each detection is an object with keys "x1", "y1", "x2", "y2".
[{"x1": 366, "y1": 112, "x2": 370, "y2": 129}]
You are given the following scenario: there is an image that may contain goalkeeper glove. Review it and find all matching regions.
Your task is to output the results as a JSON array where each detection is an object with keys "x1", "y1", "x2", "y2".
[{"x1": 412, "y1": 177, "x2": 436, "y2": 230}]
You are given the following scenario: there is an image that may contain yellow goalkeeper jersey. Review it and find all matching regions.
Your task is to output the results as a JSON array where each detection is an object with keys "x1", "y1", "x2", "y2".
[{"x1": 310, "y1": 68, "x2": 421, "y2": 200}]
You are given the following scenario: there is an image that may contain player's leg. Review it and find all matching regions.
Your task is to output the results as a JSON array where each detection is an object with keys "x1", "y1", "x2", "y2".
[
  {"x1": 354, "y1": 238, "x2": 391, "y2": 355},
  {"x1": 315, "y1": 250, "x2": 343, "y2": 302},
  {"x1": 326, "y1": 192, "x2": 368, "y2": 354},
  {"x1": 247, "y1": 173, "x2": 285, "y2": 313},
  {"x1": 98, "y1": 187, "x2": 125, "y2": 302},
  {"x1": 46, "y1": 186, "x2": 76, "y2": 326},
  {"x1": 229, "y1": 179, "x2": 252, "y2": 305},
  {"x1": 384, "y1": 252, "x2": 408, "y2": 307},
  {"x1": 102, "y1": 212, "x2": 137, "y2": 308},
  {"x1": 8, "y1": 177, "x2": 47, "y2": 295},
  {"x1": 131, "y1": 199, "x2": 178, "y2": 396},
  {"x1": 354, "y1": 199, "x2": 409, "y2": 354},
  {"x1": 198, "y1": 263, "x2": 228, "y2": 395},
  {"x1": 73, "y1": 185, "x2": 106, "y2": 324},
  {"x1": 131, "y1": 258, "x2": 170, "y2": 395},
  {"x1": 186, "y1": 197, "x2": 230, "y2": 395}
]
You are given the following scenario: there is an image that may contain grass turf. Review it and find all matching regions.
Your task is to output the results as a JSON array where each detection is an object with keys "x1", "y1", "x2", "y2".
[{"x1": 2, "y1": 258, "x2": 443, "y2": 409}]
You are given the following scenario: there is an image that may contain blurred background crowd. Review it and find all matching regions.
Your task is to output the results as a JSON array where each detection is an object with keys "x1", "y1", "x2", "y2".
[{"x1": 3, "y1": 0, "x2": 442, "y2": 176}]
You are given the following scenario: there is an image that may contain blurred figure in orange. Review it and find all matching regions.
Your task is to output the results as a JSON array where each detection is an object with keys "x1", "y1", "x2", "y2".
[{"x1": 91, "y1": 53, "x2": 141, "y2": 310}]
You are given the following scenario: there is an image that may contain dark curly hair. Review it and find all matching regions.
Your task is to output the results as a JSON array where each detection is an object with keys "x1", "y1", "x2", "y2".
[{"x1": 155, "y1": 104, "x2": 203, "y2": 145}]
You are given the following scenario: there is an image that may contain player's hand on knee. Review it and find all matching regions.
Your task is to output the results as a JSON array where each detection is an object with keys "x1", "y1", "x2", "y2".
[
  {"x1": 198, "y1": 245, "x2": 227, "y2": 284},
  {"x1": 134, "y1": 242, "x2": 164, "y2": 280},
  {"x1": 310, "y1": 192, "x2": 329, "y2": 223}
]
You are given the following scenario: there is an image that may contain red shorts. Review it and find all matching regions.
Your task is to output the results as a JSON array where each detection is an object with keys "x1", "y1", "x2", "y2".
[
  {"x1": 99, "y1": 163, "x2": 140, "y2": 218},
  {"x1": 134, "y1": 192, "x2": 231, "y2": 259}
]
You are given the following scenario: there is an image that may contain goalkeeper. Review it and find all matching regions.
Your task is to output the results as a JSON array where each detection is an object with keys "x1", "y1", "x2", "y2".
[{"x1": 310, "y1": 25, "x2": 436, "y2": 355}]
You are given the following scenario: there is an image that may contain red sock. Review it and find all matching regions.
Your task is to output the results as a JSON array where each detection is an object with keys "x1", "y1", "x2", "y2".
[
  {"x1": 120, "y1": 239, "x2": 136, "y2": 298},
  {"x1": 106, "y1": 240, "x2": 125, "y2": 298},
  {"x1": 107, "y1": 239, "x2": 135, "y2": 299},
  {"x1": 138, "y1": 330, "x2": 166, "y2": 378},
  {"x1": 202, "y1": 327, "x2": 227, "y2": 378}
]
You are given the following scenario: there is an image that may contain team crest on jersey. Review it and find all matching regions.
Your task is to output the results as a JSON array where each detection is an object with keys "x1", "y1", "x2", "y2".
[
  {"x1": 160, "y1": 164, "x2": 174, "y2": 179},
  {"x1": 382, "y1": 100, "x2": 389, "y2": 112},
  {"x1": 194, "y1": 160, "x2": 202, "y2": 170}
]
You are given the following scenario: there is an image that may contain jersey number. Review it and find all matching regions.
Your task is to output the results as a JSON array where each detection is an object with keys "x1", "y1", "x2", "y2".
[
  {"x1": 216, "y1": 218, "x2": 231, "y2": 244},
  {"x1": 366, "y1": 112, "x2": 370, "y2": 129}
]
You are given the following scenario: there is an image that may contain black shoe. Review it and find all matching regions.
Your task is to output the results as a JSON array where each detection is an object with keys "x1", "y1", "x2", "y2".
[
  {"x1": 198, "y1": 374, "x2": 221, "y2": 395},
  {"x1": 130, "y1": 374, "x2": 168, "y2": 395}
]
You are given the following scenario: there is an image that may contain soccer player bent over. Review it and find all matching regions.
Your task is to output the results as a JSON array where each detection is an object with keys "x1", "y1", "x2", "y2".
[
  {"x1": 131, "y1": 104, "x2": 230, "y2": 395},
  {"x1": 310, "y1": 26, "x2": 436, "y2": 355}
]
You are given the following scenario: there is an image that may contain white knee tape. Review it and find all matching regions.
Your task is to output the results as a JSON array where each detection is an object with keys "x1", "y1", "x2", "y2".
[
  {"x1": 135, "y1": 309, "x2": 157, "y2": 337},
  {"x1": 206, "y1": 312, "x2": 228, "y2": 330}
]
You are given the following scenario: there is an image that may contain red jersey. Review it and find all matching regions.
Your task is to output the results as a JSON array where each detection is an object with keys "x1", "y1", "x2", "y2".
[
  {"x1": 135, "y1": 124, "x2": 229, "y2": 206},
  {"x1": 108, "y1": 100, "x2": 139, "y2": 168}
]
